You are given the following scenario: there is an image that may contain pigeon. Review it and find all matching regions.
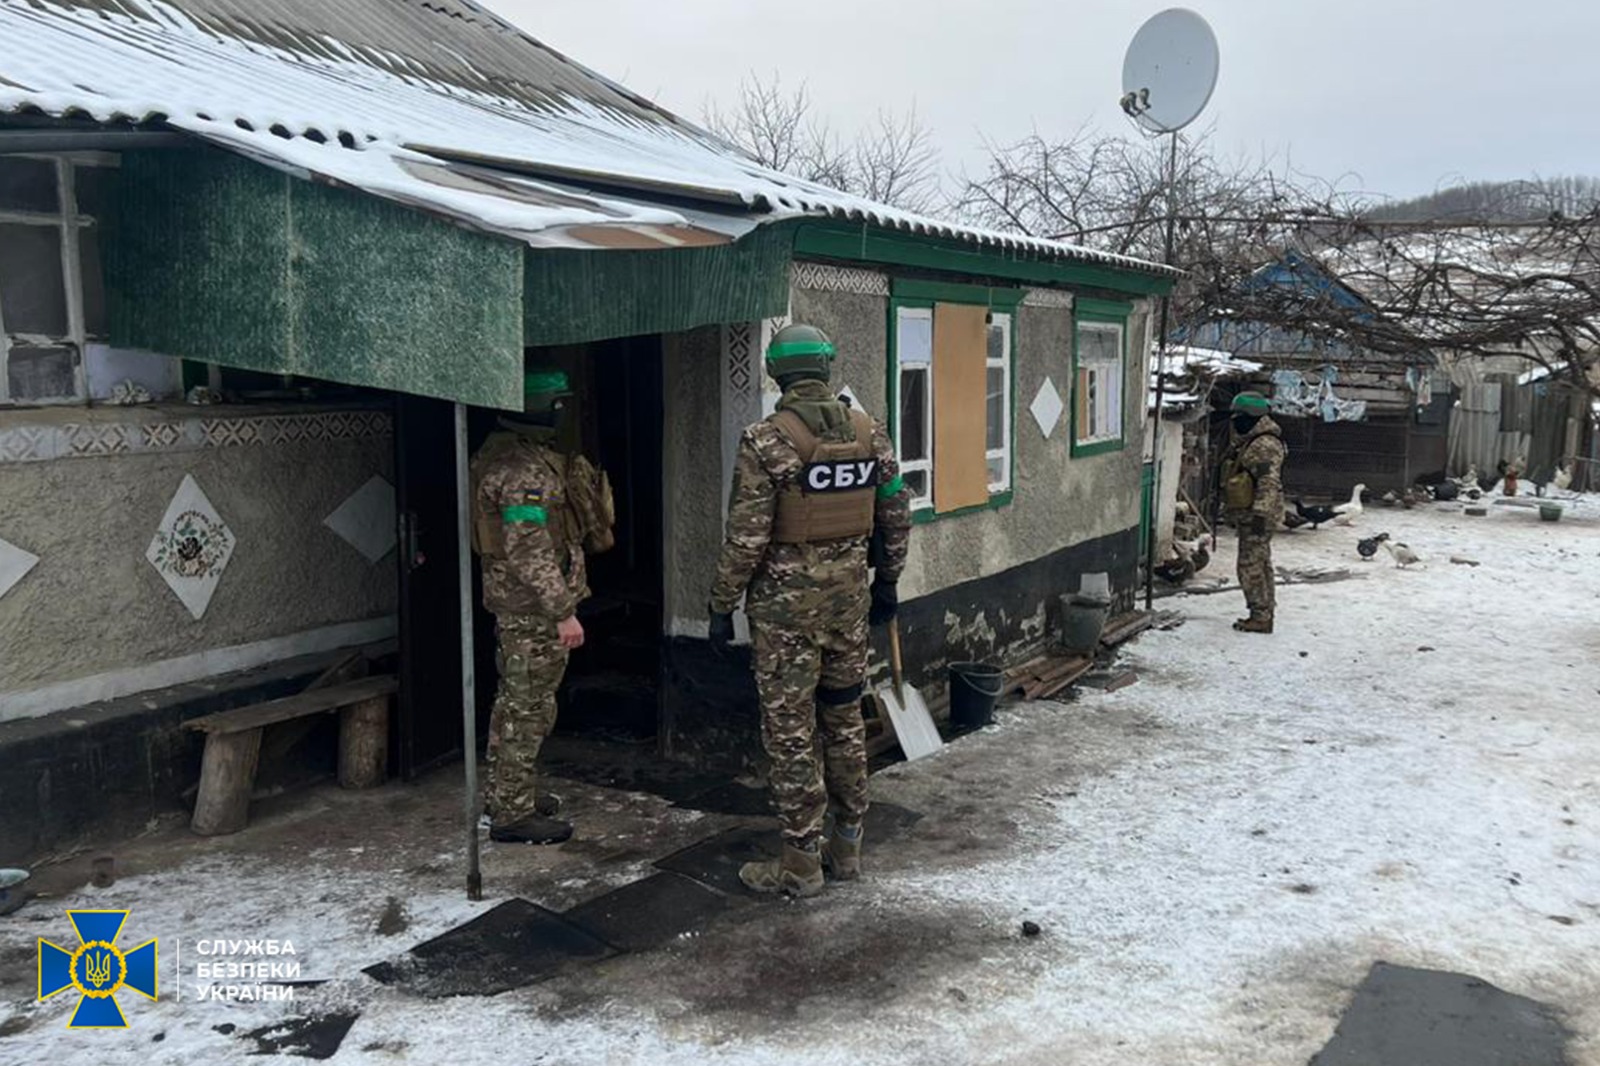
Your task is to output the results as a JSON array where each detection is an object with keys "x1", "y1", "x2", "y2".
[
  {"x1": 1552, "y1": 462, "x2": 1574, "y2": 492},
  {"x1": 1357, "y1": 532, "x2": 1391, "y2": 561},
  {"x1": 1381, "y1": 540, "x2": 1422, "y2": 569}
]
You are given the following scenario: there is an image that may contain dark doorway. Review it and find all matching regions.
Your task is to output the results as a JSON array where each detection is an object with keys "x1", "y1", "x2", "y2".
[
  {"x1": 467, "y1": 334, "x2": 666, "y2": 749},
  {"x1": 393, "y1": 393, "x2": 465, "y2": 779}
]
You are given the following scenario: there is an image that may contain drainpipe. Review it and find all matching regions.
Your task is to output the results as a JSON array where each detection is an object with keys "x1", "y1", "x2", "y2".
[{"x1": 455, "y1": 403, "x2": 482, "y2": 901}]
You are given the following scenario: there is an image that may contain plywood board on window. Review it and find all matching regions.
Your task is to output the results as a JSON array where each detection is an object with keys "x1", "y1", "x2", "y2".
[{"x1": 932, "y1": 302, "x2": 989, "y2": 512}]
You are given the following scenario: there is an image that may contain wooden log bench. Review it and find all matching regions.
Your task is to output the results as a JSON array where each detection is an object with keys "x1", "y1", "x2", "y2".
[{"x1": 183, "y1": 675, "x2": 398, "y2": 836}]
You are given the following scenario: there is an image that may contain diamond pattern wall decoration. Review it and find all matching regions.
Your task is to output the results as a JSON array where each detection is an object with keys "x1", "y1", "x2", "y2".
[
  {"x1": 1031, "y1": 377, "x2": 1065, "y2": 439},
  {"x1": 0, "y1": 535, "x2": 40, "y2": 602},
  {"x1": 324, "y1": 475, "x2": 397, "y2": 563},
  {"x1": 146, "y1": 475, "x2": 236, "y2": 620}
]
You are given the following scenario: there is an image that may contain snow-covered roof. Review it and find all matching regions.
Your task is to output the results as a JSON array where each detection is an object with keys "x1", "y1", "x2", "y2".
[
  {"x1": 0, "y1": 0, "x2": 1176, "y2": 273},
  {"x1": 1147, "y1": 345, "x2": 1262, "y2": 412}
]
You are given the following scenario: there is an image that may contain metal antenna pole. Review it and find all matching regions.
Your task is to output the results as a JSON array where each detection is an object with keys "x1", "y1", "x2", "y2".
[
  {"x1": 455, "y1": 402, "x2": 482, "y2": 901},
  {"x1": 1144, "y1": 130, "x2": 1180, "y2": 611}
]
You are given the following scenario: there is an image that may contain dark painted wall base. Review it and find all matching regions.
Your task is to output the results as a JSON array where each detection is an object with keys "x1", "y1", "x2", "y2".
[
  {"x1": 0, "y1": 654, "x2": 341, "y2": 865},
  {"x1": 662, "y1": 526, "x2": 1140, "y2": 770}
]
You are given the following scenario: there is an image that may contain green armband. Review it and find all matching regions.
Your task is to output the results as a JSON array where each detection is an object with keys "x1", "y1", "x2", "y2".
[
  {"x1": 877, "y1": 474, "x2": 905, "y2": 499},
  {"x1": 502, "y1": 504, "x2": 548, "y2": 525}
]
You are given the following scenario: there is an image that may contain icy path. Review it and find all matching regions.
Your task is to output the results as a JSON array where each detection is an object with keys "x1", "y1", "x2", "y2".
[{"x1": 2, "y1": 500, "x2": 1597, "y2": 1064}]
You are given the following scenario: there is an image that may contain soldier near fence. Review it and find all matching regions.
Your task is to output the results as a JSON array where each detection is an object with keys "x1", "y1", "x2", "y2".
[
  {"x1": 1218, "y1": 391, "x2": 1287, "y2": 634},
  {"x1": 709, "y1": 324, "x2": 912, "y2": 898},
  {"x1": 470, "y1": 369, "x2": 613, "y2": 845}
]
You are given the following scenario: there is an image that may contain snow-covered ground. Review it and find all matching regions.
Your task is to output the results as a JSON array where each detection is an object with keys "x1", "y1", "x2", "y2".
[{"x1": 2, "y1": 497, "x2": 1597, "y2": 1064}]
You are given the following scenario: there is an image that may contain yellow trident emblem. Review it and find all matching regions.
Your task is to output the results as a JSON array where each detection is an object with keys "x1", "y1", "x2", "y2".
[{"x1": 85, "y1": 949, "x2": 114, "y2": 988}]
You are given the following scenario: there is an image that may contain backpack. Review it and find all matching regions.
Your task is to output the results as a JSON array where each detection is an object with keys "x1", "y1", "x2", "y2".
[{"x1": 564, "y1": 452, "x2": 616, "y2": 555}]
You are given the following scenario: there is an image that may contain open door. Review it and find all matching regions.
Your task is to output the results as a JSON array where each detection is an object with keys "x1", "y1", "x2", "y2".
[{"x1": 394, "y1": 393, "x2": 465, "y2": 779}]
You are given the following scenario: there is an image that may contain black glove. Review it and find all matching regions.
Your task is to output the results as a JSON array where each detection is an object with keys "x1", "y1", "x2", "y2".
[
  {"x1": 708, "y1": 611, "x2": 735, "y2": 647},
  {"x1": 868, "y1": 579, "x2": 898, "y2": 627},
  {"x1": 1244, "y1": 513, "x2": 1269, "y2": 535}
]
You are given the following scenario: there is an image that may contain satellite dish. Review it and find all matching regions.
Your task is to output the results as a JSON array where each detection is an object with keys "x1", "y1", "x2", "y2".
[{"x1": 1121, "y1": 8, "x2": 1219, "y2": 134}]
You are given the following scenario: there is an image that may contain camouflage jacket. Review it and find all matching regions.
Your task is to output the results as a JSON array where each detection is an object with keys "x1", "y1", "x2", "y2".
[
  {"x1": 1223, "y1": 415, "x2": 1288, "y2": 521},
  {"x1": 471, "y1": 428, "x2": 589, "y2": 619},
  {"x1": 710, "y1": 382, "x2": 913, "y2": 628}
]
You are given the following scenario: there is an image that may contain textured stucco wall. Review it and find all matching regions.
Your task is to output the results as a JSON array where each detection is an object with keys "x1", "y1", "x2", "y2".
[
  {"x1": 662, "y1": 326, "x2": 723, "y2": 633},
  {"x1": 0, "y1": 407, "x2": 396, "y2": 702},
  {"x1": 789, "y1": 278, "x2": 1153, "y2": 602}
]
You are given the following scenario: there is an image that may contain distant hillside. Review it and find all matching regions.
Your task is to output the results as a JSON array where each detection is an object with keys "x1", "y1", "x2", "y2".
[{"x1": 1365, "y1": 177, "x2": 1600, "y2": 222}]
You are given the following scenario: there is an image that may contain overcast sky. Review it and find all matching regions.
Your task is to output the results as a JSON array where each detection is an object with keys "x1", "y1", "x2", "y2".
[{"x1": 483, "y1": 0, "x2": 1600, "y2": 204}]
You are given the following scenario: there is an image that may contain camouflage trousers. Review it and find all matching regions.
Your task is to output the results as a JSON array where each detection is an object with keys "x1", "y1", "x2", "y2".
[
  {"x1": 485, "y1": 613, "x2": 568, "y2": 824},
  {"x1": 1237, "y1": 527, "x2": 1276, "y2": 618},
  {"x1": 749, "y1": 615, "x2": 871, "y2": 847}
]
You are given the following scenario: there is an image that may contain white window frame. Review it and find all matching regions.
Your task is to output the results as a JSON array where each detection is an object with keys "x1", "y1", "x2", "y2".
[
  {"x1": 1074, "y1": 320, "x2": 1126, "y2": 449},
  {"x1": 0, "y1": 153, "x2": 113, "y2": 405},
  {"x1": 893, "y1": 305, "x2": 935, "y2": 512},
  {"x1": 985, "y1": 311, "x2": 1013, "y2": 494}
]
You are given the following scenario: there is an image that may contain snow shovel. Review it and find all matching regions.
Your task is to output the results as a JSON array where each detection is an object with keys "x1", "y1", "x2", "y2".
[{"x1": 874, "y1": 618, "x2": 942, "y2": 761}]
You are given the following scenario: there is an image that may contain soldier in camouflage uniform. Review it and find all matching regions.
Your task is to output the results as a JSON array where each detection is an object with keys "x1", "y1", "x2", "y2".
[
  {"x1": 709, "y1": 324, "x2": 913, "y2": 898},
  {"x1": 470, "y1": 370, "x2": 590, "y2": 844},
  {"x1": 1219, "y1": 391, "x2": 1287, "y2": 634}
]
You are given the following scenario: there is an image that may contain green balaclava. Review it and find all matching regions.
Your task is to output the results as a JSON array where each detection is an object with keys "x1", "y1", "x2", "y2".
[
  {"x1": 765, "y1": 323, "x2": 835, "y2": 388},
  {"x1": 1230, "y1": 390, "x2": 1270, "y2": 435},
  {"x1": 506, "y1": 368, "x2": 572, "y2": 430}
]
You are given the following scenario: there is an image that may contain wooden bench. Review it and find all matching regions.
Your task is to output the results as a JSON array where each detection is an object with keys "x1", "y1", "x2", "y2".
[{"x1": 183, "y1": 675, "x2": 398, "y2": 836}]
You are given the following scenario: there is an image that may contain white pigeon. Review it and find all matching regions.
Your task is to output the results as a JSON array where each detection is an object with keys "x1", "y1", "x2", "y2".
[
  {"x1": 1332, "y1": 483, "x2": 1366, "y2": 526},
  {"x1": 1552, "y1": 462, "x2": 1573, "y2": 492},
  {"x1": 1381, "y1": 540, "x2": 1422, "y2": 568}
]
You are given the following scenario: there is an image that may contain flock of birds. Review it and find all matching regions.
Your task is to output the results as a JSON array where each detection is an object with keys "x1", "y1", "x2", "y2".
[{"x1": 1286, "y1": 483, "x2": 1424, "y2": 568}]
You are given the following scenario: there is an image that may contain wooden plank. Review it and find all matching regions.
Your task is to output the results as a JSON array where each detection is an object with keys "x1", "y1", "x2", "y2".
[
  {"x1": 1034, "y1": 660, "x2": 1096, "y2": 700},
  {"x1": 932, "y1": 301, "x2": 989, "y2": 512},
  {"x1": 185, "y1": 676, "x2": 398, "y2": 735}
]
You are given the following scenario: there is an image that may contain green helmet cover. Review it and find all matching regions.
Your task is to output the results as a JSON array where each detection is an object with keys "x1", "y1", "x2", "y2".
[
  {"x1": 522, "y1": 368, "x2": 572, "y2": 415},
  {"x1": 1230, "y1": 390, "x2": 1271, "y2": 414},
  {"x1": 765, "y1": 323, "x2": 836, "y2": 381}
]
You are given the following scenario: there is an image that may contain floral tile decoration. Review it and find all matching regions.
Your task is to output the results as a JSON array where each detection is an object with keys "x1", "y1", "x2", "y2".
[{"x1": 145, "y1": 475, "x2": 236, "y2": 620}]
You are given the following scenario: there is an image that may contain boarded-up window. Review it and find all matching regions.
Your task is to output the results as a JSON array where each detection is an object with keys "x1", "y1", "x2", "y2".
[{"x1": 893, "y1": 301, "x2": 1013, "y2": 515}]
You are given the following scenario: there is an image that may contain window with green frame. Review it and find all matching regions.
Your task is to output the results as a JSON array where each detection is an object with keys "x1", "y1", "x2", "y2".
[
  {"x1": 1072, "y1": 298, "x2": 1133, "y2": 457},
  {"x1": 888, "y1": 279, "x2": 1019, "y2": 519}
]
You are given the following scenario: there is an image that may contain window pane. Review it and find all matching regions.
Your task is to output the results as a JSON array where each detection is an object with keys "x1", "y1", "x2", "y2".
[
  {"x1": 1079, "y1": 325, "x2": 1119, "y2": 364},
  {"x1": 987, "y1": 318, "x2": 1007, "y2": 362},
  {"x1": 0, "y1": 158, "x2": 59, "y2": 213},
  {"x1": 73, "y1": 164, "x2": 116, "y2": 219},
  {"x1": 987, "y1": 455, "x2": 1005, "y2": 487},
  {"x1": 0, "y1": 223, "x2": 68, "y2": 335},
  {"x1": 899, "y1": 368, "x2": 928, "y2": 461},
  {"x1": 903, "y1": 469, "x2": 928, "y2": 501},
  {"x1": 985, "y1": 365, "x2": 1005, "y2": 451},
  {"x1": 7, "y1": 344, "x2": 77, "y2": 400},
  {"x1": 80, "y1": 227, "x2": 106, "y2": 338},
  {"x1": 898, "y1": 309, "x2": 932, "y2": 366}
]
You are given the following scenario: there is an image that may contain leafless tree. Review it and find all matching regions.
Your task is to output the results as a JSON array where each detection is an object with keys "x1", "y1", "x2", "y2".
[{"x1": 704, "y1": 73, "x2": 943, "y2": 213}]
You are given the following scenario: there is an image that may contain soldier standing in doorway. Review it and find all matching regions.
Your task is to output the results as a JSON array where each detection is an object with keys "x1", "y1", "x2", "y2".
[
  {"x1": 470, "y1": 369, "x2": 605, "y2": 845},
  {"x1": 1219, "y1": 390, "x2": 1287, "y2": 634},
  {"x1": 709, "y1": 323, "x2": 913, "y2": 898}
]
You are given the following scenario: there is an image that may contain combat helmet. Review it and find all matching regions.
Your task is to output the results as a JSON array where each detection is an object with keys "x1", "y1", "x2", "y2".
[
  {"x1": 521, "y1": 368, "x2": 573, "y2": 417},
  {"x1": 765, "y1": 323, "x2": 836, "y2": 383},
  {"x1": 1229, "y1": 390, "x2": 1271, "y2": 415}
]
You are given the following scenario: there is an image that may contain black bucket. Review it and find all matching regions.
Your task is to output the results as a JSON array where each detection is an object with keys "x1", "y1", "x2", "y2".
[{"x1": 949, "y1": 662, "x2": 1005, "y2": 729}]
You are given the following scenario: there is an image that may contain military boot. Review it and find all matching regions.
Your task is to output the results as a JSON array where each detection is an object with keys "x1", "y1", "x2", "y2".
[
  {"x1": 1233, "y1": 612, "x2": 1274, "y2": 634},
  {"x1": 739, "y1": 842, "x2": 825, "y2": 898},
  {"x1": 489, "y1": 814, "x2": 573, "y2": 845},
  {"x1": 821, "y1": 821, "x2": 863, "y2": 881},
  {"x1": 534, "y1": 792, "x2": 562, "y2": 817}
]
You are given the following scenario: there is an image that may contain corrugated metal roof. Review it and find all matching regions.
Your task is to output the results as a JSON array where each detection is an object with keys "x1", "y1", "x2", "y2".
[{"x1": 0, "y1": 0, "x2": 1176, "y2": 275}]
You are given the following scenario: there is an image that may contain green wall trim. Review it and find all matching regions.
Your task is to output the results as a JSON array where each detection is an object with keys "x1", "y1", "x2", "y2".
[
  {"x1": 795, "y1": 222, "x2": 1173, "y2": 297},
  {"x1": 891, "y1": 277, "x2": 1025, "y2": 308},
  {"x1": 523, "y1": 224, "x2": 793, "y2": 347},
  {"x1": 109, "y1": 148, "x2": 525, "y2": 409},
  {"x1": 1076, "y1": 296, "x2": 1135, "y2": 318}
]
